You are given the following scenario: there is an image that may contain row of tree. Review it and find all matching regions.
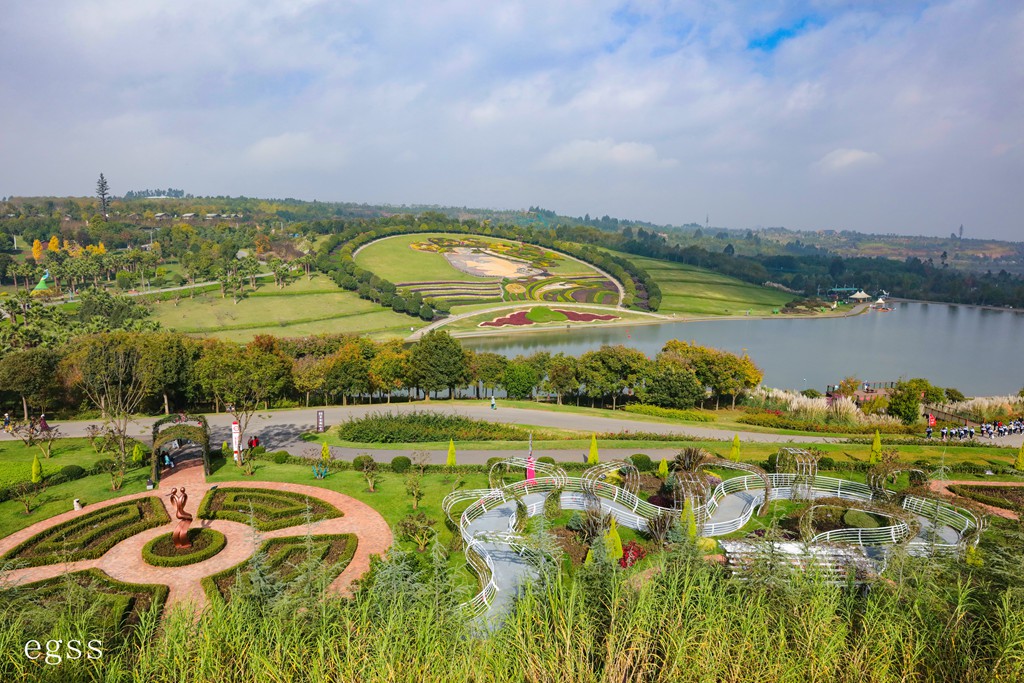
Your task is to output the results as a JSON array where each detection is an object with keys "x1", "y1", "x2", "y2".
[{"x1": 0, "y1": 331, "x2": 763, "y2": 435}]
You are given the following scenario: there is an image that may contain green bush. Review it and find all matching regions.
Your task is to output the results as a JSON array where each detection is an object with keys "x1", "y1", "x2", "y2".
[
  {"x1": 629, "y1": 453, "x2": 654, "y2": 472},
  {"x1": 198, "y1": 488, "x2": 343, "y2": 531},
  {"x1": 272, "y1": 451, "x2": 291, "y2": 464},
  {"x1": 252, "y1": 446, "x2": 267, "y2": 456},
  {"x1": 337, "y1": 410, "x2": 535, "y2": 443},
  {"x1": 486, "y1": 457, "x2": 504, "y2": 470},
  {"x1": 352, "y1": 454, "x2": 375, "y2": 471},
  {"x1": 142, "y1": 528, "x2": 227, "y2": 567},
  {"x1": 817, "y1": 457, "x2": 835, "y2": 470},
  {"x1": 390, "y1": 456, "x2": 412, "y2": 473},
  {"x1": 60, "y1": 464, "x2": 87, "y2": 480},
  {"x1": 537, "y1": 456, "x2": 556, "y2": 465},
  {"x1": 623, "y1": 404, "x2": 714, "y2": 422}
]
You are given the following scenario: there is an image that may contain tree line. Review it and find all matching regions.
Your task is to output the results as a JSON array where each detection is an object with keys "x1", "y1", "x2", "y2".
[{"x1": 0, "y1": 330, "x2": 762, "y2": 427}]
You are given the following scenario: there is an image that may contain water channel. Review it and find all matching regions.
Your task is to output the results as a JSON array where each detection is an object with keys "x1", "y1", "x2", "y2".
[{"x1": 463, "y1": 302, "x2": 1024, "y2": 395}]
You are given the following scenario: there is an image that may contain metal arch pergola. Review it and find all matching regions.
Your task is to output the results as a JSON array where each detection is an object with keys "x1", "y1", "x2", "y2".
[
  {"x1": 696, "y1": 457, "x2": 773, "y2": 516},
  {"x1": 777, "y1": 448, "x2": 819, "y2": 500},
  {"x1": 581, "y1": 461, "x2": 640, "y2": 498}
]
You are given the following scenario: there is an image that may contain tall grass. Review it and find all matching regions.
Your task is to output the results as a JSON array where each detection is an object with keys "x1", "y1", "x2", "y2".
[
  {"x1": 945, "y1": 396, "x2": 1024, "y2": 423},
  {"x1": 3, "y1": 541, "x2": 1023, "y2": 682}
]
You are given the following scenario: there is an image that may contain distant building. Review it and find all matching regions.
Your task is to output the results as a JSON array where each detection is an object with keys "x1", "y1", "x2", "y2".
[{"x1": 182, "y1": 213, "x2": 197, "y2": 219}]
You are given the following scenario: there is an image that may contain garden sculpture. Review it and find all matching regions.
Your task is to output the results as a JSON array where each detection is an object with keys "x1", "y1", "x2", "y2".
[{"x1": 169, "y1": 487, "x2": 193, "y2": 549}]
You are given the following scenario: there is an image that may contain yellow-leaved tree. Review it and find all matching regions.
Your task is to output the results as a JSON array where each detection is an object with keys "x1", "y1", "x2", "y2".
[
  {"x1": 47, "y1": 235, "x2": 60, "y2": 252},
  {"x1": 32, "y1": 239, "x2": 43, "y2": 262}
]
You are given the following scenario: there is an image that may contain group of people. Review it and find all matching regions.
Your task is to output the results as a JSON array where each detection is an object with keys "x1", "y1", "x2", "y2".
[
  {"x1": 246, "y1": 435, "x2": 261, "y2": 450},
  {"x1": 927, "y1": 420, "x2": 1024, "y2": 440},
  {"x1": 2, "y1": 412, "x2": 50, "y2": 433},
  {"x1": 979, "y1": 420, "x2": 1024, "y2": 439}
]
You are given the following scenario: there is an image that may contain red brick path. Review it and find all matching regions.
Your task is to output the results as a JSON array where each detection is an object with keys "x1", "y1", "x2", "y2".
[{"x1": 0, "y1": 466, "x2": 393, "y2": 615}]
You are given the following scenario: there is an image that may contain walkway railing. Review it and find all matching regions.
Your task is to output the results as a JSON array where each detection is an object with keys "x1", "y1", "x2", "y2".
[{"x1": 454, "y1": 459, "x2": 981, "y2": 617}]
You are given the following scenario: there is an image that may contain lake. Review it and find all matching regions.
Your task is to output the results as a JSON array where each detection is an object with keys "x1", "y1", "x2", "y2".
[{"x1": 464, "y1": 302, "x2": 1024, "y2": 395}]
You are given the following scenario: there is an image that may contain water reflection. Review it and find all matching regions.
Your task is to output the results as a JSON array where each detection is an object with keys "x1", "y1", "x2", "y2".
[{"x1": 464, "y1": 303, "x2": 1024, "y2": 395}]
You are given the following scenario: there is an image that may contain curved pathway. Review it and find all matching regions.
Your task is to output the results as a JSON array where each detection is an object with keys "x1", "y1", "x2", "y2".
[
  {"x1": 453, "y1": 460, "x2": 980, "y2": 623},
  {"x1": 0, "y1": 466, "x2": 392, "y2": 615}
]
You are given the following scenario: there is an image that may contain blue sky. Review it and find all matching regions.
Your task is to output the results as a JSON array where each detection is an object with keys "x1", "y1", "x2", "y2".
[{"x1": 0, "y1": 0, "x2": 1021, "y2": 239}]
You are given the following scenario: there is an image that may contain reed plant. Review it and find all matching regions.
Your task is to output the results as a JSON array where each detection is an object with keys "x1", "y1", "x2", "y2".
[{"x1": 3, "y1": 541, "x2": 1023, "y2": 682}]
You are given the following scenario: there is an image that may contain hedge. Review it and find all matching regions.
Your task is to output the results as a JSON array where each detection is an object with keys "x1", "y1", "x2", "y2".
[
  {"x1": 2, "y1": 498, "x2": 170, "y2": 567},
  {"x1": 947, "y1": 484, "x2": 1023, "y2": 512},
  {"x1": 142, "y1": 528, "x2": 228, "y2": 567},
  {"x1": 197, "y1": 487, "x2": 343, "y2": 531},
  {"x1": 738, "y1": 412, "x2": 919, "y2": 435},
  {"x1": 202, "y1": 534, "x2": 357, "y2": 603},
  {"x1": 22, "y1": 568, "x2": 169, "y2": 633},
  {"x1": 623, "y1": 405, "x2": 715, "y2": 422}
]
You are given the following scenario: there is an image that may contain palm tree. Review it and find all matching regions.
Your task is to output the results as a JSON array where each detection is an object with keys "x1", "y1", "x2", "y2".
[
  {"x1": 13, "y1": 290, "x2": 33, "y2": 326},
  {"x1": 0, "y1": 297, "x2": 18, "y2": 326}
]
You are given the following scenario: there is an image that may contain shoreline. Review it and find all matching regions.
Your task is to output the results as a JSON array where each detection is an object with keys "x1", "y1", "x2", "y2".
[{"x1": 444, "y1": 302, "x2": 871, "y2": 341}]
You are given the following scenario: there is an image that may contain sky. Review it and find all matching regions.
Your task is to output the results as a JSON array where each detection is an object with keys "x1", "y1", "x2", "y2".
[{"x1": 1, "y1": 1, "x2": 1021, "y2": 239}]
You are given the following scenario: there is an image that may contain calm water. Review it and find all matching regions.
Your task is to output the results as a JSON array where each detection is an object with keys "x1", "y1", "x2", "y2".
[{"x1": 464, "y1": 302, "x2": 1024, "y2": 395}]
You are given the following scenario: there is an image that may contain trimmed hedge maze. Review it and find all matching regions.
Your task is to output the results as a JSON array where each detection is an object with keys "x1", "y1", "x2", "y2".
[
  {"x1": 8, "y1": 569, "x2": 168, "y2": 635},
  {"x1": 197, "y1": 488, "x2": 343, "y2": 531},
  {"x1": 202, "y1": 534, "x2": 358, "y2": 603},
  {"x1": 2, "y1": 498, "x2": 170, "y2": 567}
]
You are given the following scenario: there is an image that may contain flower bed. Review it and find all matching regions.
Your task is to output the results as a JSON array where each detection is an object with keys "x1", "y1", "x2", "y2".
[
  {"x1": 142, "y1": 528, "x2": 227, "y2": 567},
  {"x1": 480, "y1": 307, "x2": 618, "y2": 327},
  {"x1": 2, "y1": 497, "x2": 170, "y2": 567}
]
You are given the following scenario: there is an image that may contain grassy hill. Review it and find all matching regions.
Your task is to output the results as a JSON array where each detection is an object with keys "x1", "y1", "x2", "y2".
[{"x1": 607, "y1": 250, "x2": 793, "y2": 316}]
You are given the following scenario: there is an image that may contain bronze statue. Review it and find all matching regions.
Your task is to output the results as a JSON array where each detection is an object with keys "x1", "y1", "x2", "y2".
[{"x1": 168, "y1": 487, "x2": 193, "y2": 549}]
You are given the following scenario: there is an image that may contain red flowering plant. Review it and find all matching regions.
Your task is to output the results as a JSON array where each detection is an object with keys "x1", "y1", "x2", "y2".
[{"x1": 619, "y1": 540, "x2": 647, "y2": 568}]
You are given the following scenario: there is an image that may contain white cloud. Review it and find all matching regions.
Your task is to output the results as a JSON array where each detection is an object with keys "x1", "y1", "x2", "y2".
[
  {"x1": 245, "y1": 132, "x2": 345, "y2": 171},
  {"x1": 814, "y1": 148, "x2": 884, "y2": 173},
  {"x1": 540, "y1": 139, "x2": 677, "y2": 171}
]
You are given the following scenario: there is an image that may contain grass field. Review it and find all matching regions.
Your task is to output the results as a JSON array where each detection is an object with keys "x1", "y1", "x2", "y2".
[
  {"x1": 605, "y1": 250, "x2": 794, "y2": 316},
  {"x1": 152, "y1": 273, "x2": 415, "y2": 340}
]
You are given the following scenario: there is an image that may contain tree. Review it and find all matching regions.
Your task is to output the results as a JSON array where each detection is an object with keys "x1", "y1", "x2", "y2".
[
  {"x1": 887, "y1": 381, "x2": 923, "y2": 425},
  {"x1": 544, "y1": 354, "x2": 578, "y2": 405},
  {"x1": 405, "y1": 473, "x2": 424, "y2": 510},
  {"x1": 835, "y1": 376, "x2": 862, "y2": 398},
  {"x1": 368, "y1": 340, "x2": 409, "y2": 403},
  {"x1": 194, "y1": 341, "x2": 291, "y2": 451},
  {"x1": 657, "y1": 458, "x2": 668, "y2": 479},
  {"x1": 645, "y1": 355, "x2": 703, "y2": 409},
  {"x1": 323, "y1": 339, "x2": 371, "y2": 406},
  {"x1": 502, "y1": 361, "x2": 538, "y2": 400},
  {"x1": 682, "y1": 498, "x2": 698, "y2": 541},
  {"x1": 12, "y1": 481, "x2": 43, "y2": 515},
  {"x1": 397, "y1": 512, "x2": 436, "y2": 552},
  {"x1": 869, "y1": 430, "x2": 882, "y2": 465},
  {"x1": 588, "y1": 434, "x2": 599, "y2": 465},
  {"x1": 604, "y1": 517, "x2": 624, "y2": 563},
  {"x1": 474, "y1": 352, "x2": 508, "y2": 398},
  {"x1": 31, "y1": 453, "x2": 42, "y2": 483},
  {"x1": 96, "y1": 173, "x2": 110, "y2": 215},
  {"x1": 291, "y1": 355, "x2": 327, "y2": 407},
  {"x1": 47, "y1": 235, "x2": 60, "y2": 252},
  {"x1": 0, "y1": 347, "x2": 61, "y2": 420},
  {"x1": 139, "y1": 332, "x2": 197, "y2": 414},
  {"x1": 32, "y1": 239, "x2": 43, "y2": 263},
  {"x1": 729, "y1": 434, "x2": 741, "y2": 461},
  {"x1": 1015, "y1": 443, "x2": 1024, "y2": 471},
  {"x1": 61, "y1": 332, "x2": 150, "y2": 490},
  {"x1": 578, "y1": 345, "x2": 651, "y2": 409},
  {"x1": 408, "y1": 330, "x2": 468, "y2": 399},
  {"x1": 446, "y1": 439, "x2": 457, "y2": 467}
]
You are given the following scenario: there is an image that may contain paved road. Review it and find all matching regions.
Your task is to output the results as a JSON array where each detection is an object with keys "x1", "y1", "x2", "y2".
[{"x1": 5, "y1": 402, "x2": 1020, "y2": 464}]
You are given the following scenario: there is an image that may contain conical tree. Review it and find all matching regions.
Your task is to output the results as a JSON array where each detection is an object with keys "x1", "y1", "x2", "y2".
[
  {"x1": 1015, "y1": 442, "x2": 1024, "y2": 472},
  {"x1": 131, "y1": 443, "x2": 144, "y2": 464},
  {"x1": 682, "y1": 498, "x2": 697, "y2": 541},
  {"x1": 31, "y1": 454, "x2": 42, "y2": 484},
  {"x1": 604, "y1": 517, "x2": 624, "y2": 563},
  {"x1": 729, "y1": 434, "x2": 741, "y2": 461},
  {"x1": 869, "y1": 430, "x2": 882, "y2": 465},
  {"x1": 321, "y1": 442, "x2": 331, "y2": 465},
  {"x1": 447, "y1": 439, "x2": 457, "y2": 467},
  {"x1": 587, "y1": 434, "x2": 599, "y2": 465},
  {"x1": 657, "y1": 457, "x2": 668, "y2": 479}
]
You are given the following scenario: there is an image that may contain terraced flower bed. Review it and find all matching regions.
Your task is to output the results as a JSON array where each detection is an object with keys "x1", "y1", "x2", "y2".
[
  {"x1": 2, "y1": 497, "x2": 170, "y2": 567},
  {"x1": 9, "y1": 569, "x2": 168, "y2": 634},
  {"x1": 202, "y1": 534, "x2": 357, "y2": 602},
  {"x1": 142, "y1": 528, "x2": 227, "y2": 567},
  {"x1": 197, "y1": 488, "x2": 342, "y2": 531}
]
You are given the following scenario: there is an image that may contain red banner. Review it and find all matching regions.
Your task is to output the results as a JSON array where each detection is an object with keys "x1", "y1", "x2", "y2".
[{"x1": 928, "y1": 414, "x2": 936, "y2": 427}]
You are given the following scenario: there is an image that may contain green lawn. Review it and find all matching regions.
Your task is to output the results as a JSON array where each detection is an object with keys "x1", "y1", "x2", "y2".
[
  {"x1": 604, "y1": 250, "x2": 793, "y2": 316},
  {"x1": 0, "y1": 439, "x2": 111, "y2": 490},
  {"x1": 151, "y1": 273, "x2": 415, "y2": 340}
]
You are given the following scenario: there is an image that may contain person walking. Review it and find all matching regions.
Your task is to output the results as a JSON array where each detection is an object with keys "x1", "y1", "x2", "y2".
[
  {"x1": 491, "y1": 396, "x2": 496, "y2": 410},
  {"x1": 3, "y1": 413, "x2": 10, "y2": 433},
  {"x1": 38, "y1": 414, "x2": 50, "y2": 432}
]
